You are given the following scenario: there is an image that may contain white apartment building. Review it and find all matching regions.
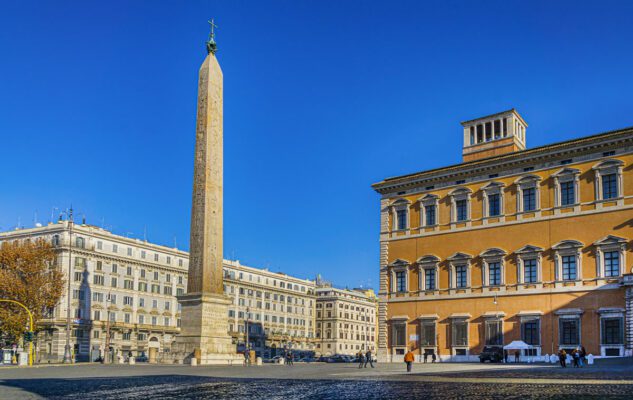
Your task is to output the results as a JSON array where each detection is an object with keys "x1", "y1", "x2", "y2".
[
  {"x1": 0, "y1": 220, "x2": 318, "y2": 362},
  {"x1": 223, "y1": 261, "x2": 317, "y2": 358},
  {"x1": 0, "y1": 221, "x2": 189, "y2": 363},
  {"x1": 315, "y1": 286, "x2": 378, "y2": 356}
]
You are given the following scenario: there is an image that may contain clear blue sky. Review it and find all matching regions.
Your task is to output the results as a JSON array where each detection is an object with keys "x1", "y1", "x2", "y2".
[{"x1": 1, "y1": 1, "x2": 632, "y2": 288}]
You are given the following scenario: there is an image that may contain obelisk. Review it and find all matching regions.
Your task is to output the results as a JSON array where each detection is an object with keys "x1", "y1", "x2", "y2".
[{"x1": 171, "y1": 20, "x2": 240, "y2": 365}]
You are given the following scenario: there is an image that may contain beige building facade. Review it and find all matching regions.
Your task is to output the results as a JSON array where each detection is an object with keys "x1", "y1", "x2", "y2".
[
  {"x1": 315, "y1": 286, "x2": 378, "y2": 356},
  {"x1": 223, "y1": 261, "x2": 317, "y2": 358}
]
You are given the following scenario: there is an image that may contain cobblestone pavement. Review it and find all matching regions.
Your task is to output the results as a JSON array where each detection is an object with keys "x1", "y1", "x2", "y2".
[{"x1": 1, "y1": 359, "x2": 632, "y2": 399}]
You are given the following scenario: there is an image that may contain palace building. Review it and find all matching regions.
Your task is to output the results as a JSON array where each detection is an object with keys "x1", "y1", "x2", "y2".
[{"x1": 372, "y1": 109, "x2": 633, "y2": 362}]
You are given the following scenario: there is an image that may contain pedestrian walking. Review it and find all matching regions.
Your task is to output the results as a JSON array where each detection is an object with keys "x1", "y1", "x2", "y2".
[
  {"x1": 558, "y1": 349, "x2": 567, "y2": 368},
  {"x1": 431, "y1": 352, "x2": 437, "y2": 363},
  {"x1": 572, "y1": 349, "x2": 580, "y2": 368},
  {"x1": 364, "y1": 350, "x2": 374, "y2": 368},
  {"x1": 423, "y1": 352, "x2": 428, "y2": 363},
  {"x1": 504, "y1": 350, "x2": 509, "y2": 363},
  {"x1": 514, "y1": 351, "x2": 520, "y2": 363},
  {"x1": 404, "y1": 349, "x2": 415, "y2": 373},
  {"x1": 358, "y1": 351, "x2": 365, "y2": 369},
  {"x1": 580, "y1": 346, "x2": 586, "y2": 367}
]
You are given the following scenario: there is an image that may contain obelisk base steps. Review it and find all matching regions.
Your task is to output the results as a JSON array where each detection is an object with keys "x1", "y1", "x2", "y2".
[{"x1": 166, "y1": 293, "x2": 242, "y2": 365}]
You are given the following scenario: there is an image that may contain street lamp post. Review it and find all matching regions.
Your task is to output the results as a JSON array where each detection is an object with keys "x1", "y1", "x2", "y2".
[
  {"x1": 62, "y1": 207, "x2": 74, "y2": 364},
  {"x1": 245, "y1": 306, "x2": 250, "y2": 352},
  {"x1": 104, "y1": 292, "x2": 112, "y2": 363},
  {"x1": 0, "y1": 299, "x2": 34, "y2": 366}
]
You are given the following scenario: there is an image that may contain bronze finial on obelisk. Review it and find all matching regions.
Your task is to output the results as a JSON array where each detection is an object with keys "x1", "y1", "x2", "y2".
[{"x1": 170, "y1": 20, "x2": 240, "y2": 366}]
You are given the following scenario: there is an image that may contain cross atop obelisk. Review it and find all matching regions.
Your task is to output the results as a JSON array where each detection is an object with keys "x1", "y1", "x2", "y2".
[{"x1": 206, "y1": 19, "x2": 218, "y2": 55}]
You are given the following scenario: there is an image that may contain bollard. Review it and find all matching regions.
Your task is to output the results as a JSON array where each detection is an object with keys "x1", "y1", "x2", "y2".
[
  {"x1": 256, "y1": 357, "x2": 263, "y2": 366},
  {"x1": 190, "y1": 357, "x2": 198, "y2": 367}
]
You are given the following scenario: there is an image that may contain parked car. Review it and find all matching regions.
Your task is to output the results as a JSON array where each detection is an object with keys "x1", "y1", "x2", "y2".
[
  {"x1": 479, "y1": 346, "x2": 504, "y2": 363},
  {"x1": 135, "y1": 355, "x2": 149, "y2": 362},
  {"x1": 326, "y1": 354, "x2": 354, "y2": 363}
]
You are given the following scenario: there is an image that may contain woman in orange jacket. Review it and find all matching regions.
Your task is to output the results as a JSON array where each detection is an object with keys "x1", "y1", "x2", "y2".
[{"x1": 404, "y1": 349, "x2": 415, "y2": 372}]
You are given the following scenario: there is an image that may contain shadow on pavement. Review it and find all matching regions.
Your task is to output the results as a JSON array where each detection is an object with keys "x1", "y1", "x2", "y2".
[{"x1": 2, "y1": 373, "x2": 633, "y2": 400}]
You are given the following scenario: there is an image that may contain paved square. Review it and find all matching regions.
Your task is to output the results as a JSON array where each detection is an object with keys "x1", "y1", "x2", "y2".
[{"x1": 1, "y1": 359, "x2": 632, "y2": 399}]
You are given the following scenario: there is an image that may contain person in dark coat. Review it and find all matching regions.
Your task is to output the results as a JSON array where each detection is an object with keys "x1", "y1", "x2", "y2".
[
  {"x1": 364, "y1": 350, "x2": 374, "y2": 368},
  {"x1": 558, "y1": 349, "x2": 567, "y2": 368}
]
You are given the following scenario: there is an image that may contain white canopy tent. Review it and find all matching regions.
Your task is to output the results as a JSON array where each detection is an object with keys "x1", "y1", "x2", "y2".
[
  {"x1": 503, "y1": 340, "x2": 531, "y2": 350},
  {"x1": 503, "y1": 340, "x2": 536, "y2": 363}
]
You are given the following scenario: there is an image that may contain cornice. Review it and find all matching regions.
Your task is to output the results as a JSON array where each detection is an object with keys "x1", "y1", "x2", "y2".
[{"x1": 372, "y1": 126, "x2": 633, "y2": 194}]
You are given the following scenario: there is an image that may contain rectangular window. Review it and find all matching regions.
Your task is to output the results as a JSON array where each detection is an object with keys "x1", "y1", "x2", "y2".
[
  {"x1": 521, "y1": 319, "x2": 540, "y2": 346},
  {"x1": 425, "y1": 205, "x2": 436, "y2": 226},
  {"x1": 395, "y1": 271, "x2": 406, "y2": 292},
  {"x1": 562, "y1": 255, "x2": 577, "y2": 281},
  {"x1": 127, "y1": 247, "x2": 132, "y2": 256},
  {"x1": 560, "y1": 181, "x2": 575, "y2": 206},
  {"x1": 485, "y1": 320, "x2": 503, "y2": 345},
  {"x1": 452, "y1": 320, "x2": 468, "y2": 346},
  {"x1": 524, "y1": 259, "x2": 538, "y2": 283},
  {"x1": 396, "y1": 209, "x2": 407, "y2": 230},
  {"x1": 74, "y1": 272, "x2": 82, "y2": 282},
  {"x1": 139, "y1": 315, "x2": 144, "y2": 324},
  {"x1": 96, "y1": 261, "x2": 103, "y2": 271},
  {"x1": 456, "y1": 200, "x2": 467, "y2": 221},
  {"x1": 112, "y1": 264, "x2": 118, "y2": 274},
  {"x1": 523, "y1": 188, "x2": 536, "y2": 211},
  {"x1": 111, "y1": 277, "x2": 117, "y2": 288},
  {"x1": 455, "y1": 266, "x2": 467, "y2": 288},
  {"x1": 604, "y1": 251, "x2": 620, "y2": 277},
  {"x1": 123, "y1": 296, "x2": 133, "y2": 306},
  {"x1": 124, "y1": 280, "x2": 133, "y2": 290},
  {"x1": 559, "y1": 318, "x2": 580, "y2": 346},
  {"x1": 392, "y1": 322, "x2": 406, "y2": 347},
  {"x1": 602, "y1": 173, "x2": 618, "y2": 199},
  {"x1": 420, "y1": 322, "x2": 436, "y2": 346},
  {"x1": 93, "y1": 275, "x2": 104, "y2": 286},
  {"x1": 488, "y1": 262, "x2": 501, "y2": 286},
  {"x1": 488, "y1": 194, "x2": 500, "y2": 217},
  {"x1": 601, "y1": 317, "x2": 623, "y2": 345},
  {"x1": 424, "y1": 268, "x2": 436, "y2": 290}
]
